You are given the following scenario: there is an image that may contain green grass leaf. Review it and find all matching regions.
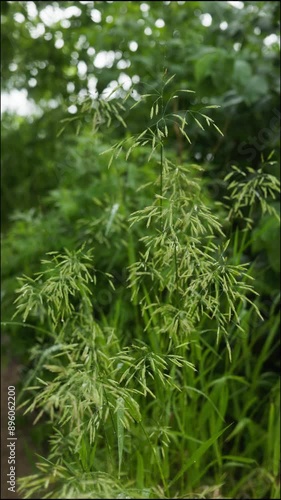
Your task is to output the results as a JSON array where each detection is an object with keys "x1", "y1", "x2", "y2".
[
  {"x1": 116, "y1": 397, "x2": 125, "y2": 479},
  {"x1": 168, "y1": 423, "x2": 233, "y2": 488}
]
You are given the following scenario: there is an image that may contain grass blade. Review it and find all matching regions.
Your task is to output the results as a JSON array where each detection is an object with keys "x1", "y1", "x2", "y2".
[
  {"x1": 117, "y1": 397, "x2": 125, "y2": 479},
  {"x1": 168, "y1": 423, "x2": 233, "y2": 488}
]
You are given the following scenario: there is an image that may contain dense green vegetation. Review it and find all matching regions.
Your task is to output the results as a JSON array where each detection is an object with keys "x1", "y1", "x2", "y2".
[{"x1": 1, "y1": 1, "x2": 280, "y2": 499}]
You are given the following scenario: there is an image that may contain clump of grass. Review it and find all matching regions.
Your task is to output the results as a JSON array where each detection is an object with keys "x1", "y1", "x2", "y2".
[{"x1": 9, "y1": 75, "x2": 280, "y2": 499}]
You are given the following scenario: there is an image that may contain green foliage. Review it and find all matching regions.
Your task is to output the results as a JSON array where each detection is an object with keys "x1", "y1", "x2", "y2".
[
  {"x1": 3, "y1": 80, "x2": 278, "y2": 499},
  {"x1": 1, "y1": 2, "x2": 280, "y2": 498},
  {"x1": 1, "y1": 2, "x2": 280, "y2": 228}
]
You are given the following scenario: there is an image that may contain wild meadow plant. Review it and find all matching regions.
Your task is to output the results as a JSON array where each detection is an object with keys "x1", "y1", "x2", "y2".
[{"x1": 11, "y1": 76, "x2": 280, "y2": 499}]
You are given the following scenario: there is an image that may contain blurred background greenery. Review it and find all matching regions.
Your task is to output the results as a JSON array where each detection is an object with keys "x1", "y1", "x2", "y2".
[{"x1": 2, "y1": 0, "x2": 280, "y2": 347}]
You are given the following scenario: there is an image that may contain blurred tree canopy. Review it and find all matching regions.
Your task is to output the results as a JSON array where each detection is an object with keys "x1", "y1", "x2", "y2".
[
  {"x1": 2, "y1": 1, "x2": 280, "y2": 201},
  {"x1": 1, "y1": 0, "x2": 280, "y2": 302}
]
